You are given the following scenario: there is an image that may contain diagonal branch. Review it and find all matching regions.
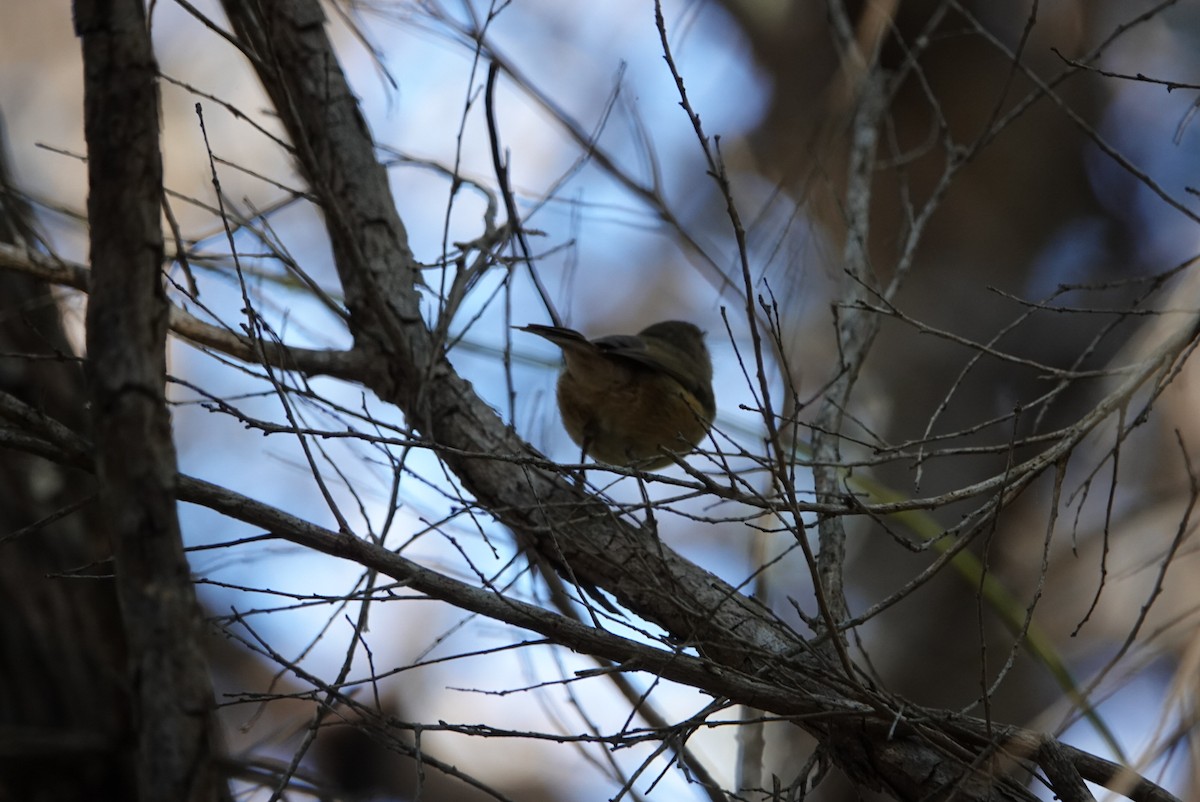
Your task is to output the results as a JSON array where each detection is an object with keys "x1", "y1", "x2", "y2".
[
  {"x1": 85, "y1": 1, "x2": 1175, "y2": 799},
  {"x1": 0, "y1": 380, "x2": 1180, "y2": 802}
]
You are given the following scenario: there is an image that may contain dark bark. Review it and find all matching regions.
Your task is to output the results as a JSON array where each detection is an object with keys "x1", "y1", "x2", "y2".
[
  {"x1": 74, "y1": 1, "x2": 227, "y2": 799},
  {"x1": 0, "y1": 2, "x2": 1172, "y2": 800},
  {"x1": 209, "y1": 2, "x2": 1137, "y2": 800}
]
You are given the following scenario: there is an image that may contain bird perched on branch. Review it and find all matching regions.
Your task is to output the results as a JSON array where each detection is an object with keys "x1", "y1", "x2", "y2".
[{"x1": 520, "y1": 320, "x2": 715, "y2": 469}]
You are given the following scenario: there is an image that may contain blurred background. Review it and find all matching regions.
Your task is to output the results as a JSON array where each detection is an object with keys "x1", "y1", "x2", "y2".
[{"x1": 2, "y1": 1, "x2": 1199, "y2": 799}]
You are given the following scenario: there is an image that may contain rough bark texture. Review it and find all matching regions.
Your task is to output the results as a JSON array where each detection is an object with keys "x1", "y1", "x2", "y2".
[
  {"x1": 75, "y1": 1, "x2": 227, "y2": 799},
  {"x1": 210, "y1": 2, "x2": 1058, "y2": 799},
  {"x1": 0, "y1": 1, "x2": 1166, "y2": 800}
]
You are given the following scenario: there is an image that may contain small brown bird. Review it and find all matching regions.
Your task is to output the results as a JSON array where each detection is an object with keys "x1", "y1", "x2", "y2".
[{"x1": 520, "y1": 320, "x2": 715, "y2": 469}]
